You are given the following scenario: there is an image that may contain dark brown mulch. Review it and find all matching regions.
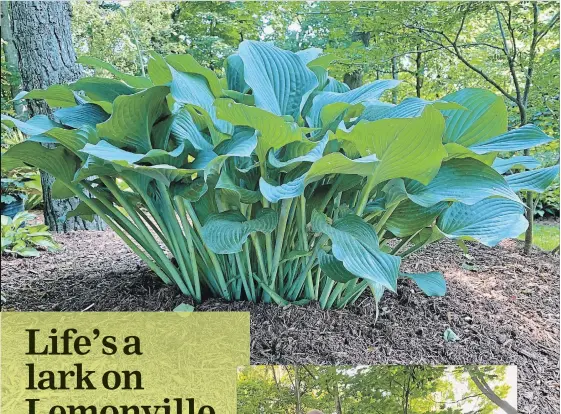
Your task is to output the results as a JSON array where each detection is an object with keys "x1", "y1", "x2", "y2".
[{"x1": 1, "y1": 228, "x2": 559, "y2": 414}]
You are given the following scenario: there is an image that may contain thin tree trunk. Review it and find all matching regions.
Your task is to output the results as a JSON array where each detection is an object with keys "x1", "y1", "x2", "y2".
[
  {"x1": 391, "y1": 57, "x2": 398, "y2": 104},
  {"x1": 467, "y1": 368, "x2": 517, "y2": 414},
  {"x1": 415, "y1": 46, "x2": 423, "y2": 98},
  {"x1": 10, "y1": 0, "x2": 104, "y2": 232},
  {"x1": 0, "y1": 1, "x2": 25, "y2": 117},
  {"x1": 333, "y1": 381, "x2": 343, "y2": 414},
  {"x1": 294, "y1": 366, "x2": 302, "y2": 414}
]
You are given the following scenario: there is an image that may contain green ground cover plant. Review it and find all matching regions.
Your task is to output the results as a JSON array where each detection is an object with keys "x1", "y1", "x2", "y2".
[{"x1": 2, "y1": 41, "x2": 559, "y2": 308}]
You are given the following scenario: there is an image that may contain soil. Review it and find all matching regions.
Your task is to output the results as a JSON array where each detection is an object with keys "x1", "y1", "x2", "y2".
[{"x1": 1, "y1": 224, "x2": 559, "y2": 414}]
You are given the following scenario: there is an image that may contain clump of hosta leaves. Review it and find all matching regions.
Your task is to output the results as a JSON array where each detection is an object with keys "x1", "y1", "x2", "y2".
[
  {"x1": 1, "y1": 211, "x2": 59, "y2": 257},
  {"x1": 2, "y1": 41, "x2": 559, "y2": 308}
]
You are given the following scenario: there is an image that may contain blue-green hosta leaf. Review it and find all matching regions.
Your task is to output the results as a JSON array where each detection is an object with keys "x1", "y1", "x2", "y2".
[
  {"x1": 202, "y1": 209, "x2": 278, "y2": 254},
  {"x1": 77, "y1": 56, "x2": 153, "y2": 89},
  {"x1": 492, "y1": 156, "x2": 541, "y2": 174},
  {"x1": 66, "y1": 199, "x2": 105, "y2": 222},
  {"x1": 97, "y1": 86, "x2": 171, "y2": 153},
  {"x1": 239, "y1": 40, "x2": 318, "y2": 120},
  {"x1": 307, "y1": 80, "x2": 400, "y2": 128},
  {"x1": 203, "y1": 130, "x2": 258, "y2": 179},
  {"x1": 214, "y1": 99, "x2": 302, "y2": 161},
  {"x1": 51, "y1": 179, "x2": 76, "y2": 200},
  {"x1": 268, "y1": 135, "x2": 328, "y2": 169},
  {"x1": 15, "y1": 85, "x2": 76, "y2": 107},
  {"x1": 166, "y1": 53, "x2": 222, "y2": 98},
  {"x1": 437, "y1": 199, "x2": 528, "y2": 247},
  {"x1": 170, "y1": 109, "x2": 213, "y2": 151},
  {"x1": 505, "y1": 165, "x2": 560, "y2": 193},
  {"x1": 4, "y1": 141, "x2": 78, "y2": 182},
  {"x1": 296, "y1": 47, "x2": 324, "y2": 65},
  {"x1": 225, "y1": 54, "x2": 249, "y2": 93},
  {"x1": 405, "y1": 158, "x2": 521, "y2": 207},
  {"x1": 170, "y1": 177, "x2": 208, "y2": 202},
  {"x1": 339, "y1": 106, "x2": 447, "y2": 187},
  {"x1": 441, "y1": 88, "x2": 507, "y2": 147},
  {"x1": 468, "y1": 124, "x2": 554, "y2": 154},
  {"x1": 401, "y1": 271, "x2": 446, "y2": 296},
  {"x1": 260, "y1": 153, "x2": 379, "y2": 203},
  {"x1": 70, "y1": 77, "x2": 137, "y2": 103},
  {"x1": 311, "y1": 211, "x2": 401, "y2": 291},
  {"x1": 42, "y1": 126, "x2": 99, "y2": 157},
  {"x1": 359, "y1": 98, "x2": 464, "y2": 122},
  {"x1": 147, "y1": 52, "x2": 172, "y2": 85},
  {"x1": 323, "y1": 77, "x2": 350, "y2": 93},
  {"x1": 385, "y1": 200, "x2": 448, "y2": 238},
  {"x1": 54, "y1": 104, "x2": 109, "y2": 129},
  {"x1": 443, "y1": 142, "x2": 497, "y2": 166},
  {"x1": 215, "y1": 170, "x2": 261, "y2": 204},
  {"x1": 317, "y1": 250, "x2": 357, "y2": 283},
  {"x1": 1, "y1": 114, "x2": 60, "y2": 136}
]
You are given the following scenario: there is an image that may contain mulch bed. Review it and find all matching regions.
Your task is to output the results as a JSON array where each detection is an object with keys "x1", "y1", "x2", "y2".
[{"x1": 1, "y1": 226, "x2": 559, "y2": 413}]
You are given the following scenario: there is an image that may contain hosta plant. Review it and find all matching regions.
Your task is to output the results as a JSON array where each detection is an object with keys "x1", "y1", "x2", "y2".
[
  {"x1": 2, "y1": 41, "x2": 559, "y2": 308},
  {"x1": 1, "y1": 211, "x2": 59, "y2": 257}
]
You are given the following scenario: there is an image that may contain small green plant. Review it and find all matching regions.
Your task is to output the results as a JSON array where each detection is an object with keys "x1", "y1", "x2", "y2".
[
  {"x1": 2, "y1": 41, "x2": 559, "y2": 308},
  {"x1": 1, "y1": 211, "x2": 59, "y2": 257}
]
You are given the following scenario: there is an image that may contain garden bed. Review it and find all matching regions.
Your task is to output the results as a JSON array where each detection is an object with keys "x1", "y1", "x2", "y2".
[{"x1": 1, "y1": 226, "x2": 559, "y2": 414}]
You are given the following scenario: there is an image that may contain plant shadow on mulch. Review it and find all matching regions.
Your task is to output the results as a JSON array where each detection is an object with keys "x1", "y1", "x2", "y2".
[{"x1": 1, "y1": 229, "x2": 559, "y2": 414}]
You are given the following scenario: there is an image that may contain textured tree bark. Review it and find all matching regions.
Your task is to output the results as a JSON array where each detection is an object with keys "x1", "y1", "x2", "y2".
[
  {"x1": 343, "y1": 70, "x2": 363, "y2": 90},
  {"x1": 391, "y1": 57, "x2": 399, "y2": 104},
  {"x1": 0, "y1": 1, "x2": 25, "y2": 117},
  {"x1": 9, "y1": 0, "x2": 104, "y2": 231}
]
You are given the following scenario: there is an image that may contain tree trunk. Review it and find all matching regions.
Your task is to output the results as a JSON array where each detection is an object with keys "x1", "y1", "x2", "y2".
[
  {"x1": 343, "y1": 70, "x2": 363, "y2": 90},
  {"x1": 294, "y1": 366, "x2": 303, "y2": 414},
  {"x1": 10, "y1": 0, "x2": 104, "y2": 232},
  {"x1": 0, "y1": 1, "x2": 25, "y2": 117},
  {"x1": 415, "y1": 47, "x2": 423, "y2": 98},
  {"x1": 333, "y1": 381, "x2": 343, "y2": 414},
  {"x1": 519, "y1": 104, "x2": 534, "y2": 255},
  {"x1": 391, "y1": 57, "x2": 399, "y2": 104},
  {"x1": 467, "y1": 368, "x2": 517, "y2": 414}
]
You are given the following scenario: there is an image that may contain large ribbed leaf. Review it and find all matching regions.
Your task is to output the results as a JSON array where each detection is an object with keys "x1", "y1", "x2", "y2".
[
  {"x1": 170, "y1": 109, "x2": 213, "y2": 151},
  {"x1": 54, "y1": 104, "x2": 109, "y2": 129},
  {"x1": 239, "y1": 40, "x2": 318, "y2": 120},
  {"x1": 214, "y1": 98, "x2": 302, "y2": 161},
  {"x1": 505, "y1": 165, "x2": 560, "y2": 193},
  {"x1": 71, "y1": 77, "x2": 136, "y2": 103},
  {"x1": 15, "y1": 85, "x2": 77, "y2": 108},
  {"x1": 339, "y1": 106, "x2": 447, "y2": 186},
  {"x1": 311, "y1": 211, "x2": 401, "y2": 291},
  {"x1": 296, "y1": 47, "x2": 324, "y2": 65},
  {"x1": 441, "y1": 88, "x2": 507, "y2": 147},
  {"x1": 307, "y1": 80, "x2": 400, "y2": 127},
  {"x1": 492, "y1": 156, "x2": 541, "y2": 174},
  {"x1": 437, "y1": 199, "x2": 528, "y2": 246},
  {"x1": 166, "y1": 54, "x2": 222, "y2": 97},
  {"x1": 268, "y1": 135, "x2": 328, "y2": 169},
  {"x1": 201, "y1": 209, "x2": 278, "y2": 254},
  {"x1": 404, "y1": 158, "x2": 521, "y2": 206},
  {"x1": 3, "y1": 141, "x2": 79, "y2": 183},
  {"x1": 385, "y1": 200, "x2": 448, "y2": 237},
  {"x1": 359, "y1": 98, "x2": 464, "y2": 122},
  {"x1": 97, "y1": 86, "x2": 170, "y2": 153},
  {"x1": 225, "y1": 54, "x2": 249, "y2": 93},
  {"x1": 401, "y1": 272, "x2": 446, "y2": 296},
  {"x1": 317, "y1": 250, "x2": 357, "y2": 283},
  {"x1": 468, "y1": 124, "x2": 554, "y2": 154},
  {"x1": 215, "y1": 170, "x2": 261, "y2": 204},
  {"x1": 259, "y1": 153, "x2": 379, "y2": 203},
  {"x1": 1, "y1": 115, "x2": 60, "y2": 136},
  {"x1": 42, "y1": 126, "x2": 98, "y2": 157}
]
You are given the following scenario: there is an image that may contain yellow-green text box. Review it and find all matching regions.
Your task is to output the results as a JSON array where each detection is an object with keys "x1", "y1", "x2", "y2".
[{"x1": 1, "y1": 312, "x2": 249, "y2": 413}]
